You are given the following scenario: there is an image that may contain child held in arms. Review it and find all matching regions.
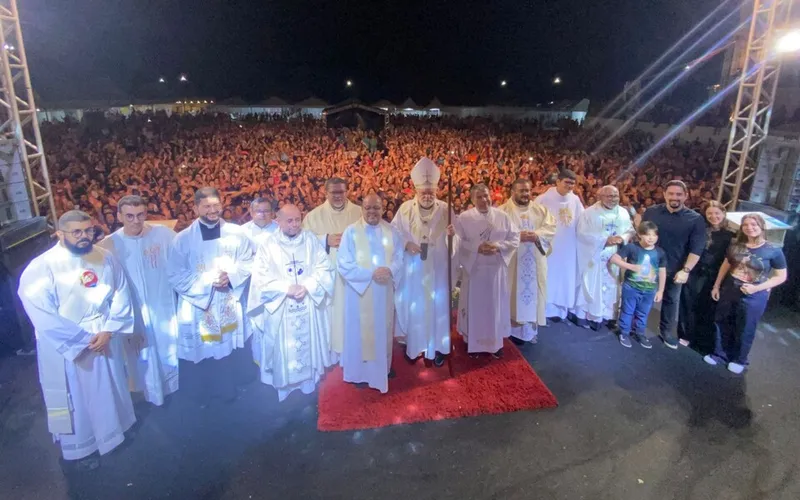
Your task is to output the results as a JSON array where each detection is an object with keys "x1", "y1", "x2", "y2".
[{"x1": 610, "y1": 221, "x2": 667, "y2": 349}]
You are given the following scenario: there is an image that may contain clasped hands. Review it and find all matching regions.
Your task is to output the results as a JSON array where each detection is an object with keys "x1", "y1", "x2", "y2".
[
  {"x1": 478, "y1": 242, "x2": 500, "y2": 255},
  {"x1": 327, "y1": 233, "x2": 343, "y2": 248},
  {"x1": 605, "y1": 235, "x2": 624, "y2": 247},
  {"x1": 372, "y1": 266, "x2": 393, "y2": 285},
  {"x1": 88, "y1": 331, "x2": 113, "y2": 354},
  {"x1": 520, "y1": 230, "x2": 539, "y2": 244},
  {"x1": 288, "y1": 284, "x2": 308, "y2": 301},
  {"x1": 212, "y1": 271, "x2": 230, "y2": 290}
]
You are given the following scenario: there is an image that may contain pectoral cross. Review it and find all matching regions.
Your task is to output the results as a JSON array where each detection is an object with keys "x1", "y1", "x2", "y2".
[
  {"x1": 479, "y1": 223, "x2": 494, "y2": 242},
  {"x1": 604, "y1": 220, "x2": 618, "y2": 236},
  {"x1": 286, "y1": 254, "x2": 304, "y2": 285}
]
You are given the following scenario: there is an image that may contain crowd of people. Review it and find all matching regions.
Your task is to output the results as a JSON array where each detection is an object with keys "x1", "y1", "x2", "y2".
[
  {"x1": 17, "y1": 111, "x2": 788, "y2": 473},
  {"x1": 41, "y1": 112, "x2": 724, "y2": 238}
]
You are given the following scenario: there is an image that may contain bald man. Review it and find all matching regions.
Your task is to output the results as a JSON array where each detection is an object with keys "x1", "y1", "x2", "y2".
[
  {"x1": 575, "y1": 185, "x2": 634, "y2": 330},
  {"x1": 338, "y1": 194, "x2": 404, "y2": 393},
  {"x1": 246, "y1": 204, "x2": 335, "y2": 401}
]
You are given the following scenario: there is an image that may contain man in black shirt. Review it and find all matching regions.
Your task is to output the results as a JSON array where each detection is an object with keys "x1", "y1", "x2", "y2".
[{"x1": 641, "y1": 180, "x2": 706, "y2": 349}]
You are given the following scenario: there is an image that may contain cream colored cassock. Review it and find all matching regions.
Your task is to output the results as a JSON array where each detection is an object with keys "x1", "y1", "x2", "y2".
[
  {"x1": 18, "y1": 244, "x2": 136, "y2": 460},
  {"x1": 98, "y1": 223, "x2": 179, "y2": 406},
  {"x1": 338, "y1": 219, "x2": 404, "y2": 393},
  {"x1": 456, "y1": 207, "x2": 520, "y2": 353},
  {"x1": 247, "y1": 229, "x2": 335, "y2": 401},
  {"x1": 167, "y1": 219, "x2": 254, "y2": 362},
  {"x1": 575, "y1": 202, "x2": 633, "y2": 322},
  {"x1": 302, "y1": 200, "x2": 361, "y2": 357},
  {"x1": 500, "y1": 200, "x2": 556, "y2": 341},
  {"x1": 392, "y1": 198, "x2": 456, "y2": 360}
]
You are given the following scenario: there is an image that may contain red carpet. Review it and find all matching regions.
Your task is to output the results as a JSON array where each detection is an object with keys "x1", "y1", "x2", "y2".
[{"x1": 317, "y1": 336, "x2": 558, "y2": 431}]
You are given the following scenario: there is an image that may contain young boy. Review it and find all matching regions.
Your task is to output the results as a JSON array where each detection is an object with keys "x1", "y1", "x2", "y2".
[{"x1": 610, "y1": 221, "x2": 666, "y2": 348}]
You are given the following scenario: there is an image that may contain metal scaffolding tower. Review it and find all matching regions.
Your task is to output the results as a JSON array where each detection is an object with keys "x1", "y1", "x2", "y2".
[
  {"x1": 717, "y1": 0, "x2": 794, "y2": 210},
  {"x1": 0, "y1": 0, "x2": 55, "y2": 228}
]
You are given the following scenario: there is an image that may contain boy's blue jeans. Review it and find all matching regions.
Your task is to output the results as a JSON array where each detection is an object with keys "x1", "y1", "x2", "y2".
[{"x1": 618, "y1": 282, "x2": 656, "y2": 336}]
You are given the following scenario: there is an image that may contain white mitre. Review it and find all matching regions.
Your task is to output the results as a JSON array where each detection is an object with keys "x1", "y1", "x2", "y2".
[{"x1": 410, "y1": 157, "x2": 441, "y2": 189}]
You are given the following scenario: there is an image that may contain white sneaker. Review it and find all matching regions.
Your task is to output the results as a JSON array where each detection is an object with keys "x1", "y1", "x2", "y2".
[
  {"x1": 703, "y1": 355, "x2": 718, "y2": 366},
  {"x1": 727, "y1": 362, "x2": 745, "y2": 374}
]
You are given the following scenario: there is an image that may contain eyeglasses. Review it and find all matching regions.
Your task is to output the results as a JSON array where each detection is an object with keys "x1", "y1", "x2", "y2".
[
  {"x1": 123, "y1": 213, "x2": 147, "y2": 222},
  {"x1": 253, "y1": 210, "x2": 272, "y2": 215},
  {"x1": 68, "y1": 228, "x2": 96, "y2": 239}
]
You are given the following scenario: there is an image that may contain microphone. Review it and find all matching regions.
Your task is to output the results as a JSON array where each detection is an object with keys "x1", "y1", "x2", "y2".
[{"x1": 420, "y1": 242, "x2": 429, "y2": 261}]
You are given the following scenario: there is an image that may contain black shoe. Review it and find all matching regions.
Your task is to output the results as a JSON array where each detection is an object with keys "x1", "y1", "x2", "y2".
[
  {"x1": 388, "y1": 369, "x2": 396, "y2": 379},
  {"x1": 510, "y1": 336, "x2": 526, "y2": 346},
  {"x1": 660, "y1": 336, "x2": 678, "y2": 350},
  {"x1": 60, "y1": 455, "x2": 100, "y2": 474},
  {"x1": 619, "y1": 333, "x2": 632, "y2": 348},
  {"x1": 433, "y1": 352, "x2": 445, "y2": 367},
  {"x1": 606, "y1": 320, "x2": 618, "y2": 330},
  {"x1": 635, "y1": 335, "x2": 653, "y2": 349},
  {"x1": 569, "y1": 314, "x2": 590, "y2": 329},
  {"x1": 589, "y1": 321, "x2": 601, "y2": 331},
  {"x1": 547, "y1": 316, "x2": 562, "y2": 323},
  {"x1": 492, "y1": 348, "x2": 504, "y2": 359}
]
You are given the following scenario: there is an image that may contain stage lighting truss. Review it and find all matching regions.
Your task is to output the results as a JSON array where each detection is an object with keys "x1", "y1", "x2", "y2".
[
  {"x1": 717, "y1": 0, "x2": 794, "y2": 210},
  {"x1": 0, "y1": 0, "x2": 56, "y2": 228}
]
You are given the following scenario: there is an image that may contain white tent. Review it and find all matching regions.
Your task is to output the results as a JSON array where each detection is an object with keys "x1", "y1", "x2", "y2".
[{"x1": 295, "y1": 97, "x2": 329, "y2": 118}]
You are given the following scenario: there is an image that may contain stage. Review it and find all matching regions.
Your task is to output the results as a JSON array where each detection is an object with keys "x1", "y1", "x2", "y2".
[{"x1": 1, "y1": 308, "x2": 799, "y2": 500}]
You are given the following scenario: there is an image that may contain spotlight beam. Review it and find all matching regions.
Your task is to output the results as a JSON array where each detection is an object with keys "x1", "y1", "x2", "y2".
[
  {"x1": 583, "y1": 0, "x2": 741, "y2": 141},
  {"x1": 619, "y1": 72, "x2": 748, "y2": 178},
  {"x1": 591, "y1": 18, "x2": 748, "y2": 156}
]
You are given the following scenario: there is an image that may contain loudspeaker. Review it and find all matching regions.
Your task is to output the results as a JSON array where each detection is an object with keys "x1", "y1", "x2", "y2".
[{"x1": 0, "y1": 217, "x2": 52, "y2": 355}]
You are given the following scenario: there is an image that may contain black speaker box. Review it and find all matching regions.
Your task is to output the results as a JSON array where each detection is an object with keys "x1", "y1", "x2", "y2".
[{"x1": 0, "y1": 217, "x2": 53, "y2": 355}]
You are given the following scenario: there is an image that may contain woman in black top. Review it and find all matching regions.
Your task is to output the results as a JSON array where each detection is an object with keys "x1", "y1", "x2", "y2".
[{"x1": 678, "y1": 201, "x2": 735, "y2": 352}]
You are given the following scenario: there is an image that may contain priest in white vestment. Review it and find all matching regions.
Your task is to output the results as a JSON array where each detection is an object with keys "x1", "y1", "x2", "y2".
[
  {"x1": 392, "y1": 158, "x2": 456, "y2": 367},
  {"x1": 500, "y1": 179, "x2": 557, "y2": 344},
  {"x1": 302, "y1": 177, "x2": 361, "y2": 359},
  {"x1": 98, "y1": 196, "x2": 179, "y2": 406},
  {"x1": 534, "y1": 170, "x2": 584, "y2": 321},
  {"x1": 456, "y1": 184, "x2": 520, "y2": 357},
  {"x1": 338, "y1": 194, "x2": 405, "y2": 392},
  {"x1": 167, "y1": 187, "x2": 255, "y2": 362},
  {"x1": 17, "y1": 210, "x2": 136, "y2": 466},
  {"x1": 247, "y1": 204, "x2": 335, "y2": 401},
  {"x1": 241, "y1": 197, "x2": 278, "y2": 244},
  {"x1": 575, "y1": 186, "x2": 634, "y2": 328},
  {"x1": 239, "y1": 197, "x2": 278, "y2": 342}
]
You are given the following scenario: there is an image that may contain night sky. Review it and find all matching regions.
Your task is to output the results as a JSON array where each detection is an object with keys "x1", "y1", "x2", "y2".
[{"x1": 20, "y1": 0, "x2": 726, "y2": 106}]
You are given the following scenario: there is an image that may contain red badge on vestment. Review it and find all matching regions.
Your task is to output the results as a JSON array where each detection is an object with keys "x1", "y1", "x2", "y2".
[{"x1": 80, "y1": 270, "x2": 98, "y2": 288}]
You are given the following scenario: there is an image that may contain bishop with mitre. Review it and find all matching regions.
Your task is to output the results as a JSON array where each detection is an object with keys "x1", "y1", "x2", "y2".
[{"x1": 392, "y1": 157, "x2": 456, "y2": 366}]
